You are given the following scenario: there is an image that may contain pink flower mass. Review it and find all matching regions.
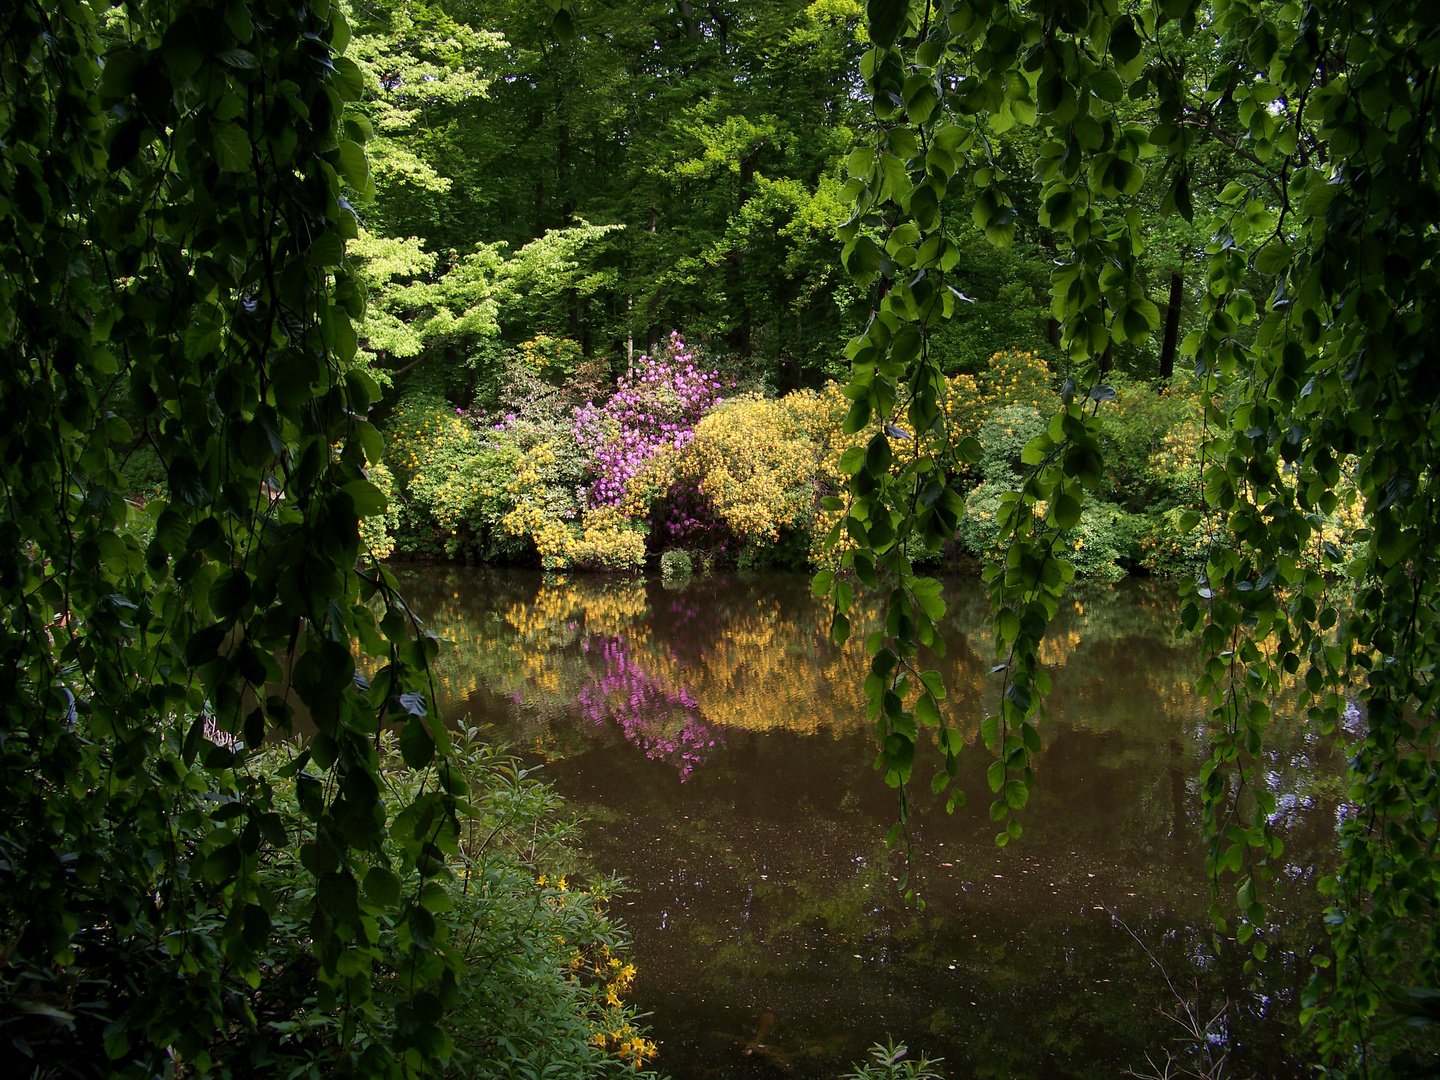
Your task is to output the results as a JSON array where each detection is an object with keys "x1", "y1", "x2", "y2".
[{"x1": 572, "y1": 332, "x2": 723, "y2": 508}]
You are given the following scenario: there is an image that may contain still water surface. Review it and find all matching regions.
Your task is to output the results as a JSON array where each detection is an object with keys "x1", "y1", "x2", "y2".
[{"x1": 394, "y1": 567, "x2": 1348, "y2": 1080}]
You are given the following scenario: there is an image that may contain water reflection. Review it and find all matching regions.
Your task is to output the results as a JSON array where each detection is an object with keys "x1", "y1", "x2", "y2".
[{"x1": 395, "y1": 568, "x2": 1348, "y2": 1080}]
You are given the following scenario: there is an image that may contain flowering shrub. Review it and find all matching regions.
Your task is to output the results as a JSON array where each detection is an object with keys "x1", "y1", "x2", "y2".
[
  {"x1": 567, "y1": 507, "x2": 648, "y2": 571},
  {"x1": 573, "y1": 332, "x2": 724, "y2": 508},
  {"x1": 940, "y1": 349, "x2": 1058, "y2": 459},
  {"x1": 518, "y1": 333, "x2": 586, "y2": 382},
  {"x1": 383, "y1": 395, "x2": 525, "y2": 559},
  {"x1": 373, "y1": 342, "x2": 1228, "y2": 579},
  {"x1": 977, "y1": 404, "x2": 1049, "y2": 486},
  {"x1": 250, "y1": 730, "x2": 660, "y2": 1079},
  {"x1": 358, "y1": 460, "x2": 400, "y2": 560},
  {"x1": 675, "y1": 394, "x2": 821, "y2": 548}
]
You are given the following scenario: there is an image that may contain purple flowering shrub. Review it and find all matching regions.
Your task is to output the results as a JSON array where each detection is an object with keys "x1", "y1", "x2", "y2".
[{"x1": 572, "y1": 333, "x2": 725, "y2": 509}]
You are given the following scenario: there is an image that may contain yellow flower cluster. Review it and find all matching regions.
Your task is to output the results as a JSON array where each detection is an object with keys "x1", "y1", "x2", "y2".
[
  {"x1": 494, "y1": 442, "x2": 646, "y2": 570},
  {"x1": 938, "y1": 349, "x2": 1058, "y2": 448},
  {"x1": 568, "y1": 506, "x2": 648, "y2": 570},
  {"x1": 676, "y1": 394, "x2": 821, "y2": 543},
  {"x1": 576, "y1": 941, "x2": 656, "y2": 1069},
  {"x1": 387, "y1": 405, "x2": 476, "y2": 487},
  {"x1": 358, "y1": 460, "x2": 398, "y2": 560}
]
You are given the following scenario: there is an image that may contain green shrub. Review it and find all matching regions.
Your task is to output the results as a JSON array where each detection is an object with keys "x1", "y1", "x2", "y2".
[
  {"x1": 660, "y1": 549, "x2": 693, "y2": 580},
  {"x1": 251, "y1": 730, "x2": 660, "y2": 1079},
  {"x1": 384, "y1": 394, "x2": 533, "y2": 561},
  {"x1": 976, "y1": 405, "x2": 1047, "y2": 486},
  {"x1": 960, "y1": 482, "x2": 1126, "y2": 579},
  {"x1": 842, "y1": 1039, "x2": 945, "y2": 1080}
]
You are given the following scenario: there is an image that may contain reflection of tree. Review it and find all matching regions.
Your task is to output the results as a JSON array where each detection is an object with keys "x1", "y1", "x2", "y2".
[{"x1": 395, "y1": 568, "x2": 1348, "y2": 811}]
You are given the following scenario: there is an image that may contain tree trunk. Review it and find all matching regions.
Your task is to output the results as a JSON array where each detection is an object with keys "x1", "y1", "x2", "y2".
[{"x1": 1158, "y1": 271, "x2": 1183, "y2": 382}]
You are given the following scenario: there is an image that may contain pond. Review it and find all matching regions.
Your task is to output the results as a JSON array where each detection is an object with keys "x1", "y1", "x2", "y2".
[{"x1": 393, "y1": 567, "x2": 1349, "y2": 1080}]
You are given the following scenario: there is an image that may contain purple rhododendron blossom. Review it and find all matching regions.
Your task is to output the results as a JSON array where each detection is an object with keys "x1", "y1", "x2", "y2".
[{"x1": 573, "y1": 332, "x2": 723, "y2": 509}]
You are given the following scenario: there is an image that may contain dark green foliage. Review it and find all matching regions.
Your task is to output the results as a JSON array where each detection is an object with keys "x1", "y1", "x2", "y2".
[
  {"x1": 822, "y1": 1, "x2": 1440, "y2": 1075},
  {"x1": 0, "y1": 2, "x2": 651, "y2": 1076}
]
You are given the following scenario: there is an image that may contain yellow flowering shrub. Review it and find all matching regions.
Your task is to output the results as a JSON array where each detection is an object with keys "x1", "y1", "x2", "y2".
[
  {"x1": 567, "y1": 506, "x2": 648, "y2": 570},
  {"x1": 384, "y1": 397, "x2": 527, "y2": 558},
  {"x1": 940, "y1": 349, "x2": 1058, "y2": 452},
  {"x1": 676, "y1": 394, "x2": 822, "y2": 545},
  {"x1": 516, "y1": 334, "x2": 585, "y2": 381},
  {"x1": 501, "y1": 451, "x2": 645, "y2": 571},
  {"x1": 358, "y1": 460, "x2": 399, "y2": 560}
]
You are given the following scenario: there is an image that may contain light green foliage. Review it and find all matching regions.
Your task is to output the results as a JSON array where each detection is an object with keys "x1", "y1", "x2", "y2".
[
  {"x1": 346, "y1": 0, "x2": 505, "y2": 231},
  {"x1": 352, "y1": 221, "x2": 621, "y2": 380},
  {"x1": 842, "y1": 1039, "x2": 945, "y2": 1080},
  {"x1": 659, "y1": 549, "x2": 694, "y2": 581},
  {"x1": 828, "y1": 0, "x2": 1440, "y2": 1073}
]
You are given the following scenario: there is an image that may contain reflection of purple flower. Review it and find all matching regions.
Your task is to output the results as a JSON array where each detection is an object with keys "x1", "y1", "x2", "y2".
[{"x1": 578, "y1": 634, "x2": 722, "y2": 780}]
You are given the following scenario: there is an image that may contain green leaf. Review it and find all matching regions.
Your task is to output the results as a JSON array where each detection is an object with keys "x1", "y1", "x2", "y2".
[
  {"x1": 213, "y1": 123, "x2": 252, "y2": 173},
  {"x1": 356, "y1": 420, "x2": 384, "y2": 465},
  {"x1": 1021, "y1": 434, "x2": 1054, "y2": 466},
  {"x1": 1004, "y1": 779, "x2": 1029, "y2": 810},
  {"x1": 838, "y1": 445, "x2": 866, "y2": 474},
  {"x1": 1108, "y1": 15, "x2": 1142, "y2": 64},
  {"x1": 1254, "y1": 241, "x2": 1292, "y2": 274},
  {"x1": 342, "y1": 479, "x2": 387, "y2": 517},
  {"x1": 168, "y1": 458, "x2": 211, "y2": 507},
  {"x1": 811, "y1": 569, "x2": 835, "y2": 598},
  {"x1": 332, "y1": 56, "x2": 364, "y2": 102},
  {"x1": 99, "y1": 49, "x2": 144, "y2": 99},
  {"x1": 867, "y1": 0, "x2": 911, "y2": 49},
  {"x1": 183, "y1": 321, "x2": 223, "y2": 362},
  {"x1": 844, "y1": 235, "x2": 884, "y2": 281},
  {"x1": 1053, "y1": 492, "x2": 1082, "y2": 530},
  {"x1": 846, "y1": 146, "x2": 875, "y2": 177},
  {"x1": 987, "y1": 759, "x2": 1006, "y2": 793},
  {"x1": 338, "y1": 140, "x2": 370, "y2": 193},
  {"x1": 363, "y1": 866, "x2": 403, "y2": 907},
  {"x1": 843, "y1": 399, "x2": 872, "y2": 435},
  {"x1": 1089, "y1": 69, "x2": 1126, "y2": 103},
  {"x1": 399, "y1": 719, "x2": 434, "y2": 769},
  {"x1": 318, "y1": 872, "x2": 360, "y2": 924},
  {"x1": 916, "y1": 693, "x2": 941, "y2": 727},
  {"x1": 217, "y1": 48, "x2": 258, "y2": 70}
]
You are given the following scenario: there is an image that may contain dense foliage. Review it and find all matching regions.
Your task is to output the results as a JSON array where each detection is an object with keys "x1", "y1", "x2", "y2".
[
  {"x1": 0, "y1": 2, "x2": 651, "y2": 1077},
  {"x1": 821, "y1": 0, "x2": 1440, "y2": 1075},
  {"x1": 380, "y1": 343, "x2": 1229, "y2": 579}
]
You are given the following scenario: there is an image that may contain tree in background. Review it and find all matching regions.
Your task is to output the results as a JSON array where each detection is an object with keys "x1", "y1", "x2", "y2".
[{"x1": 821, "y1": 1, "x2": 1440, "y2": 1074}]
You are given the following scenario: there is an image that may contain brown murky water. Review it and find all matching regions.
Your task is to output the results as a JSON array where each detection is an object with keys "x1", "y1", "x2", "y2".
[{"x1": 395, "y1": 567, "x2": 1349, "y2": 1080}]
